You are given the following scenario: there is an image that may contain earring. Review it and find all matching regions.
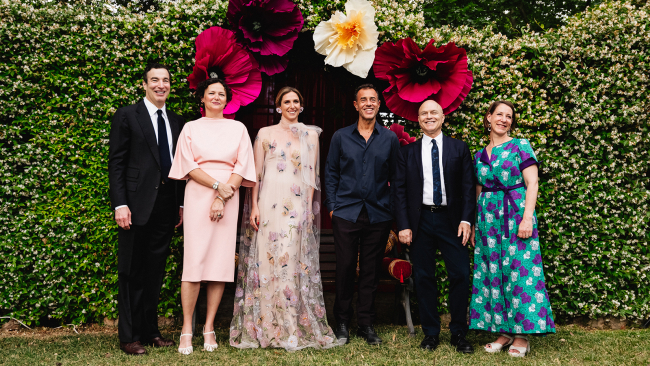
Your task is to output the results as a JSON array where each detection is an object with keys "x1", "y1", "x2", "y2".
[
  {"x1": 507, "y1": 129, "x2": 510, "y2": 136},
  {"x1": 487, "y1": 126, "x2": 491, "y2": 132},
  {"x1": 276, "y1": 108, "x2": 282, "y2": 114},
  {"x1": 300, "y1": 107, "x2": 304, "y2": 113}
]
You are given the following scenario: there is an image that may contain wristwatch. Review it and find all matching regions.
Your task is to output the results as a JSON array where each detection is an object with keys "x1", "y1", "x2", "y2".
[{"x1": 212, "y1": 181, "x2": 220, "y2": 190}]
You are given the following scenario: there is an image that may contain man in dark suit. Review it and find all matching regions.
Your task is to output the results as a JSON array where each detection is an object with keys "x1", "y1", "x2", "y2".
[
  {"x1": 109, "y1": 63, "x2": 184, "y2": 356},
  {"x1": 393, "y1": 100, "x2": 475, "y2": 353}
]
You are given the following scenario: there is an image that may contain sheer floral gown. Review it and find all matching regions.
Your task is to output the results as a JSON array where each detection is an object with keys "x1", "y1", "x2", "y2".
[{"x1": 230, "y1": 123, "x2": 338, "y2": 351}]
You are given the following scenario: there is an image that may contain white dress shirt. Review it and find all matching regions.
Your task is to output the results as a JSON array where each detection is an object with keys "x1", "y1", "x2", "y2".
[
  {"x1": 143, "y1": 96, "x2": 174, "y2": 161},
  {"x1": 421, "y1": 133, "x2": 470, "y2": 226},
  {"x1": 115, "y1": 98, "x2": 176, "y2": 211}
]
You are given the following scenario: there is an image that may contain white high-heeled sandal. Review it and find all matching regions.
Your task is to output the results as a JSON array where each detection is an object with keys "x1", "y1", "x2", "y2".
[
  {"x1": 203, "y1": 326, "x2": 218, "y2": 352},
  {"x1": 508, "y1": 334, "x2": 530, "y2": 357},
  {"x1": 178, "y1": 333, "x2": 193, "y2": 355},
  {"x1": 484, "y1": 333, "x2": 514, "y2": 353}
]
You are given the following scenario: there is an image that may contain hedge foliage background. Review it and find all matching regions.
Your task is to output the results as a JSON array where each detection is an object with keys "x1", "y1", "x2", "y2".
[{"x1": 0, "y1": 0, "x2": 648, "y2": 325}]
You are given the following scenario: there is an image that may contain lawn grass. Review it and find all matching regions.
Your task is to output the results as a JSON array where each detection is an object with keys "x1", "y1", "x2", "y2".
[{"x1": 1, "y1": 324, "x2": 649, "y2": 365}]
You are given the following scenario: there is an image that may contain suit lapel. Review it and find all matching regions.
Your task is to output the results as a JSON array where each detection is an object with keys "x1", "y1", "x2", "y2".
[
  {"x1": 413, "y1": 138, "x2": 424, "y2": 180},
  {"x1": 136, "y1": 100, "x2": 161, "y2": 167},
  {"x1": 442, "y1": 134, "x2": 451, "y2": 172}
]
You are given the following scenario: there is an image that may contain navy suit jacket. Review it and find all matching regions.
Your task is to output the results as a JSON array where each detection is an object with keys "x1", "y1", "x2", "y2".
[{"x1": 393, "y1": 134, "x2": 475, "y2": 240}]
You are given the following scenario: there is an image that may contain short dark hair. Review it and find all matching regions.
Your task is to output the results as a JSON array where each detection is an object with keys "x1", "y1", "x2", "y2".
[
  {"x1": 275, "y1": 86, "x2": 304, "y2": 108},
  {"x1": 142, "y1": 63, "x2": 172, "y2": 83},
  {"x1": 194, "y1": 78, "x2": 233, "y2": 104},
  {"x1": 354, "y1": 83, "x2": 379, "y2": 101},
  {"x1": 483, "y1": 100, "x2": 517, "y2": 135}
]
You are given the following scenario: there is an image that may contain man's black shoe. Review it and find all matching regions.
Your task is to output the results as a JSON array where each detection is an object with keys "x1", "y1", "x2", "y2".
[
  {"x1": 356, "y1": 325, "x2": 382, "y2": 345},
  {"x1": 450, "y1": 333, "x2": 474, "y2": 353},
  {"x1": 420, "y1": 335, "x2": 440, "y2": 351},
  {"x1": 334, "y1": 322, "x2": 349, "y2": 344}
]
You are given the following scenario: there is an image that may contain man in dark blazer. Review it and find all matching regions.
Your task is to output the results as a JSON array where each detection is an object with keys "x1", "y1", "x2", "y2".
[
  {"x1": 108, "y1": 63, "x2": 184, "y2": 356},
  {"x1": 393, "y1": 100, "x2": 475, "y2": 353}
]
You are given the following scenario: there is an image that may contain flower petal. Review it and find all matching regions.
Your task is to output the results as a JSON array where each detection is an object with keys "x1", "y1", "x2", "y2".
[{"x1": 343, "y1": 47, "x2": 376, "y2": 78}]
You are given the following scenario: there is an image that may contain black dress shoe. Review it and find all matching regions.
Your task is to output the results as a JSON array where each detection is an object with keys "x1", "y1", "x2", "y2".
[
  {"x1": 420, "y1": 335, "x2": 440, "y2": 351},
  {"x1": 356, "y1": 325, "x2": 382, "y2": 345},
  {"x1": 334, "y1": 322, "x2": 349, "y2": 344},
  {"x1": 450, "y1": 333, "x2": 474, "y2": 353},
  {"x1": 143, "y1": 336, "x2": 175, "y2": 347},
  {"x1": 120, "y1": 341, "x2": 147, "y2": 355}
]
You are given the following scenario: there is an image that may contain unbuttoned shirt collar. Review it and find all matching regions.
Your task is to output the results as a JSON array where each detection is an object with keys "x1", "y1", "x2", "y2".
[{"x1": 352, "y1": 120, "x2": 381, "y2": 136}]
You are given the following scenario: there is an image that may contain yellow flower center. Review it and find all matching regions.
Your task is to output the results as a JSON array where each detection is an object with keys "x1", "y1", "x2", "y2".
[{"x1": 334, "y1": 12, "x2": 364, "y2": 49}]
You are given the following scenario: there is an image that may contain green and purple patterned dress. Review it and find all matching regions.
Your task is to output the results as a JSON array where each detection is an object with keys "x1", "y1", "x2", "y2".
[{"x1": 469, "y1": 138, "x2": 556, "y2": 334}]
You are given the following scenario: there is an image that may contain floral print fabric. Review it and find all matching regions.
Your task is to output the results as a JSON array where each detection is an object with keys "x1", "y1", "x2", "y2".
[
  {"x1": 469, "y1": 138, "x2": 556, "y2": 334},
  {"x1": 230, "y1": 123, "x2": 338, "y2": 350}
]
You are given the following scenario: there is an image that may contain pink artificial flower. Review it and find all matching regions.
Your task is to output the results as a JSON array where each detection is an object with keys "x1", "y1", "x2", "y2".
[
  {"x1": 388, "y1": 123, "x2": 416, "y2": 146},
  {"x1": 187, "y1": 26, "x2": 262, "y2": 115},
  {"x1": 373, "y1": 38, "x2": 474, "y2": 121},
  {"x1": 227, "y1": 0, "x2": 304, "y2": 75}
]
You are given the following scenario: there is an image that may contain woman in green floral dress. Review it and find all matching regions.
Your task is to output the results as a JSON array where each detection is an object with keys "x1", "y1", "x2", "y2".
[{"x1": 469, "y1": 101, "x2": 556, "y2": 357}]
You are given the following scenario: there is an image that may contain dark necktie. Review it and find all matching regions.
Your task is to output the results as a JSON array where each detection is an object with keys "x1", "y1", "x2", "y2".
[
  {"x1": 157, "y1": 110, "x2": 171, "y2": 182},
  {"x1": 431, "y1": 139, "x2": 442, "y2": 205}
]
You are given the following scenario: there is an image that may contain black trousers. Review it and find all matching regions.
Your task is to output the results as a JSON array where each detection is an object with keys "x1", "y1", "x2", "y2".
[
  {"x1": 117, "y1": 182, "x2": 176, "y2": 343},
  {"x1": 411, "y1": 208, "x2": 470, "y2": 337},
  {"x1": 332, "y1": 206, "x2": 391, "y2": 327}
]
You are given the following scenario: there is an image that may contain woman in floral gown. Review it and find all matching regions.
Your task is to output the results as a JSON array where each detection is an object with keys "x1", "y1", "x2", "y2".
[
  {"x1": 229, "y1": 87, "x2": 338, "y2": 351},
  {"x1": 469, "y1": 101, "x2": 556, "y2": 357}
]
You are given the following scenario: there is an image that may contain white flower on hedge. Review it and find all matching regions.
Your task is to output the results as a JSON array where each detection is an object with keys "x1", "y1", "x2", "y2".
[{"x1": 313, "y1": 0, "x2": 379, "y2": 78}]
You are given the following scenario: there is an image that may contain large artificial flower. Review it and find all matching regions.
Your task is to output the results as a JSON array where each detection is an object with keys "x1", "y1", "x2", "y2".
[
  {"x1": 187, "y1": 26, "x2": 262, "y2": 115},
  {"x1": 227, "y1": 0, "x2": 304, "y2": 75},
  {"x1": 313, "y1": 0, "x2": 379, "y2": 78},
  {"x1": 373, "y1": 38, "x2": 474, "y2": 121},
  {"x1": 388, "y1": 123, "x2": 416, "y2": 146}
]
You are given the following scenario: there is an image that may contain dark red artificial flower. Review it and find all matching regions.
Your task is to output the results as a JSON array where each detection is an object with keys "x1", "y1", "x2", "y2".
[
  {"x1": 373, "y1": 38, "x2": 473, "y2": 121},
  {"x1": 187, "y1": 26, "x2": 262, "y2": 115},
  {"x1": 388, "y1": 123, "x2": 416, "y2": 146},
  {"x1": 227, "y1": 0, "x2": 304, "y2": 75}
]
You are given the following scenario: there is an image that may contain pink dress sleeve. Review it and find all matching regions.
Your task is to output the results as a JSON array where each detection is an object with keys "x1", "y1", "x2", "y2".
[
  {"x1": 169, "y1": 124, "x2": 199, "y2": 181},
  {"x1": 234, "y1": 125, "x2": 256, "y2": 187}
]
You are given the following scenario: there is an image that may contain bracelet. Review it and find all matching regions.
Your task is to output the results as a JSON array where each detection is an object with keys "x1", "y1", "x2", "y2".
[{"x1": 215, "y1": 196, "x2": 226, "y2": 206}]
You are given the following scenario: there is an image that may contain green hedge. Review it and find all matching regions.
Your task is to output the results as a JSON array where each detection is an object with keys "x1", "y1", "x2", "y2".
[{"x1": 0, "y1": 0, "x2": 648, "y2": 325}]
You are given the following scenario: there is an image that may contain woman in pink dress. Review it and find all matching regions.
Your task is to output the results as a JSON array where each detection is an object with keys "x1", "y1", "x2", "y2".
[
  {"x1": 229, "y1": 87, "x2": 338, "y2": 351},
  {"x1": 169, "y1": 78, "x2": 256, "y2": 354}
]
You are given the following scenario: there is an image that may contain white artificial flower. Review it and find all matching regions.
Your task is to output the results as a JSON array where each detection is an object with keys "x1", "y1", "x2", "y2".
[{"x1": 313, "y1": 0, "x2": 379, "y2": 78}]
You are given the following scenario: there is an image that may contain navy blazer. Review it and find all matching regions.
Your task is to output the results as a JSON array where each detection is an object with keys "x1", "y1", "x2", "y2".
[{"x1": 393, "y1": 134, "x2": 475, "y2": 240}]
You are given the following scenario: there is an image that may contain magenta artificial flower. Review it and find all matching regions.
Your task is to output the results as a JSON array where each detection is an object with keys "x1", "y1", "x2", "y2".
[
  {"x1": 388, "y1": 123, "x2": 416, "y2": 146},
  {"x1": 227, "y1": 0, "x2": 304, "y2": 75},
  {"x1": 187, "y1": 26, "x2": 262, "y2": 115},
  {"x1": 373, "y1": 38, "x2": 474, "y2": 121}
]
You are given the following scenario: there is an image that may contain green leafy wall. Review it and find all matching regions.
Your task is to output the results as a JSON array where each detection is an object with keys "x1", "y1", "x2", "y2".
[{"x1": 0, "y1": 0, "x2": 648, "y2": 325}]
